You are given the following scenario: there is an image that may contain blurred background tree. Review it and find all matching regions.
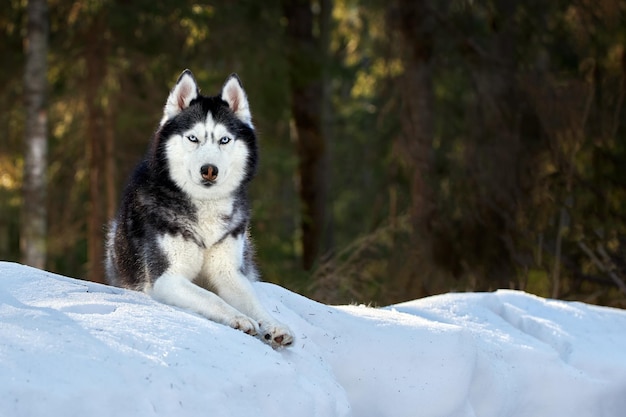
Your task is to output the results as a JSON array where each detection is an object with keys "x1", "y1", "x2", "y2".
[
  {"x1": 21, "y1": 0, "x2": 49, "y2": 270},
  {"x1": 2, "y1": 0, "x2": 626, "y2": 308}
]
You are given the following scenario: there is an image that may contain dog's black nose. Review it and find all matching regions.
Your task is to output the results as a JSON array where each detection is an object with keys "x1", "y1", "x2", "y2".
[{"x1": 200, "y1": 164, "x2": 219, "y2": 182}]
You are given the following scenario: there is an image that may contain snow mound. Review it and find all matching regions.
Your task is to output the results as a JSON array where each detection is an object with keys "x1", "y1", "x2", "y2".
[{"x1": 1, "y1": 261, "x2": 626, "y2": 417}]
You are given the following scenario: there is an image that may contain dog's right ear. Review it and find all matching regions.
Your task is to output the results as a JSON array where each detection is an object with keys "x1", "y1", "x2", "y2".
[{"x1": 160, "y1": 69, "x2": 199, "y2": 126}]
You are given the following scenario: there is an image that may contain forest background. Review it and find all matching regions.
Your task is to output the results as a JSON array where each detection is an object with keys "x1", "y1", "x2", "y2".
[{"x1": 3, "y1": 0, "x2": 626, "y2": 308}]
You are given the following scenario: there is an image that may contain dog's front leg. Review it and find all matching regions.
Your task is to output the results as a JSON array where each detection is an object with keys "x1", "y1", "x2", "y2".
[
  {"x1": 205, "y1": 237, "x2": 294, "y2": 348},
  {"x1": 213, "y1": 277, "x2": 295, "y2": 349},
  {"x1": 150, "y1": 235, "x2": 259, "y2": 335},
  {"x1": 151, "y1": 273, "x2": 260, "y2": 335}
]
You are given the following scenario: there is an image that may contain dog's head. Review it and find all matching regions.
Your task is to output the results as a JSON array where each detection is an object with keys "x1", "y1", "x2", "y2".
[{"x1": 155, "y1": 70, "x2": 258, "y2": 200}]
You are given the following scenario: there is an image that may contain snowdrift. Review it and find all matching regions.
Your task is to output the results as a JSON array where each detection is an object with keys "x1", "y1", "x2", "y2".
[{"x1": 1, "y1": 261, "x2": 626, "y2": 417}]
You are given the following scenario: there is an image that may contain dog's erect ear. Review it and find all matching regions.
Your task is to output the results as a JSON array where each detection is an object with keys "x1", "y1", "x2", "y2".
[
  {"x1": 221, "y1": 74, "x2": 252, "y2": 128},
  {"x1": 160, "y1": 69, "x2": 199, "y2": 126}
]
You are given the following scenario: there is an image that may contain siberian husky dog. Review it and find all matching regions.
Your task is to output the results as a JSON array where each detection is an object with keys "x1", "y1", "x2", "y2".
[{"x1": 105, "y1": 70, "x2": 293, "y2": 348}]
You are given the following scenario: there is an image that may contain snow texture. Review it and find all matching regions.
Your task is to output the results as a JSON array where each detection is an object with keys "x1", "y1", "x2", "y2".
[{"x1": 1, "y1": 261, "x2": 626, "y2": 417}]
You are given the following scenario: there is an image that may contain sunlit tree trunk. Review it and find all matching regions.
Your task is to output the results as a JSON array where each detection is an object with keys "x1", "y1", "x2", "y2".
[
  {"x1": 283, "y1": 0, "x2": 331, "y2": 270},
  {"x1": 21, "y1": 0, "x2": 49, "y2": 269}
]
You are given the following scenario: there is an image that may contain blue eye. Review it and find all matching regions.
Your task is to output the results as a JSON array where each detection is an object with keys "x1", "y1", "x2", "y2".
[
  {"x1": 187, "y1": 135, "x2": 199, "y2": 143},
  {"x1": 219, "y1": 136, "x2": 231, "y2": 145}
]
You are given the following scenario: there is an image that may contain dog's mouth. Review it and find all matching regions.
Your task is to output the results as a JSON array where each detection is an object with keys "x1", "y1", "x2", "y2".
[{"x1": 201, "y1": 179, "x2": 216, "y2": 187}]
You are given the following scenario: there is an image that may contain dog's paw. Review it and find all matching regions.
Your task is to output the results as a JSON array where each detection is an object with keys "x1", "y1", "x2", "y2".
[
  {"x1": 259, "y1": 321, "x2": 294, "y2": 349},
  {"x1": 229, "y1": 315, "x2": 259, "y2": 336}
]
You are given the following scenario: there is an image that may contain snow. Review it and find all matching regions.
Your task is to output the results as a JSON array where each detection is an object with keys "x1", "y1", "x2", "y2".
[{"x1": 1, "y1": 261, "x2": 626, "y2": 417}]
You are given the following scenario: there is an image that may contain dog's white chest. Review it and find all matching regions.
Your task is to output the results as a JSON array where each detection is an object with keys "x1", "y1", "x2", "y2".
[{"x1": 194, "y1": 199, "x2": 239, "y2": 246}]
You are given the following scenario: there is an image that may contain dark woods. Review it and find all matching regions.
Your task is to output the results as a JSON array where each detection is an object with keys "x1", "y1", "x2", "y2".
[{"x1": 3, "y1": 0, "x2": 626, "y2": 307}]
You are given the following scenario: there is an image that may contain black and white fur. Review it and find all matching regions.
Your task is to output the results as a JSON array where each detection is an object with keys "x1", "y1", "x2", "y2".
[{"x1": 105, "y1": 70, "x2": 293, "y2": 348}]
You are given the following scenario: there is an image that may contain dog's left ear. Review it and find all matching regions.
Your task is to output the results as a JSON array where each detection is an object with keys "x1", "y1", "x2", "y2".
[
  {"x1": 161, "y1": 69, "x2": 199, "y2": 126},
  {"x1": 221, "y1": 74, "x2": 253, "y2": 128}
]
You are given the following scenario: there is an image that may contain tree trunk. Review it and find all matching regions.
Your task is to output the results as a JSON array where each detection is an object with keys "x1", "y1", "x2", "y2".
[
  {"x1": 105, "y1": 104, "x2": 116, "y2": 220},
  {"x1": 283, "y1": 0, "x2": 330, "y2": 270},
  {"x1": 466, "y1": 0, "x2": 522, "y2": 288},
  {"x1": 389, "y1": 0, "x2": 435, "y2": 296},
  {"x1": 85, "y1": 13, "x2": 108, "y2": 283},
  {"x1": 393, "y1": 0, "x2": 435, "y2": 235},
  {"x1": 21, "y1": 0, "x2": 49, "y2": 269}
]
